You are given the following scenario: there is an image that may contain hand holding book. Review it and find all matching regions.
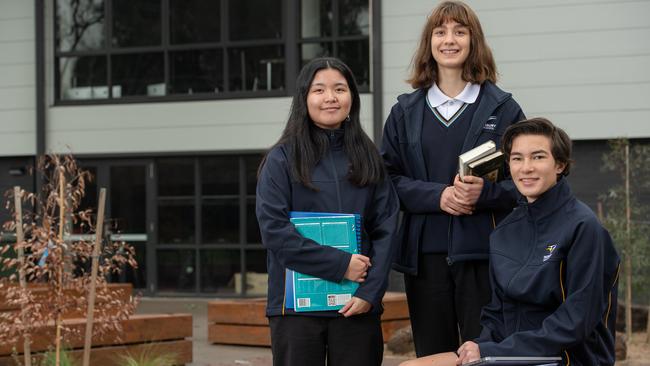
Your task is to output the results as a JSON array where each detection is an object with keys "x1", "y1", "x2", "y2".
[
  {"x1": 453, "y1": 174, "x2": 484, "y2": 207},
  {"x1": 440, "y1": 185, "x2": 474, "y2": 216}
]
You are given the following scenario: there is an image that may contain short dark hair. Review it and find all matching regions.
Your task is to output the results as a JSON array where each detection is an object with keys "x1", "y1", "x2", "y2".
[
  {"x1": 502, "y1": 117, "x2": 573, "y2": 176},
  {"x1": 407, "y1": 0, "x2": 497, "y2": 89}
]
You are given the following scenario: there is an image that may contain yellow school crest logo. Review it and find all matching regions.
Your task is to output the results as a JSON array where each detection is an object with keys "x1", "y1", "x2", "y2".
[{"x1": 543, "y1": 244, "x2": 557, "y2": 262}]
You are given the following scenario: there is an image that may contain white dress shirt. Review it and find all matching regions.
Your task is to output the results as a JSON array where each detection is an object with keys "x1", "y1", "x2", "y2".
[{"x1": 426, "y1": 82, "x2": 480, "y2": 121}]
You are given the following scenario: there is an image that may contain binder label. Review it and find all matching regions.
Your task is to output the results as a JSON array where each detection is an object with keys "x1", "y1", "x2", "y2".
[
  {"x1": 327, "y1": 293, "x2": 351, "y2": 307},
  {"x1": 297, "y1": 298, "x2": 311, "y2": 308}
]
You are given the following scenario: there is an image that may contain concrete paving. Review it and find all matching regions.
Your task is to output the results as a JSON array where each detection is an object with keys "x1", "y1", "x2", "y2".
[
  {"x1": 136, "y1": 297, "x2": 650, "y2": 366},
  {"x1": 136, "y1": 297, "x2": 410, "y2": 366}
]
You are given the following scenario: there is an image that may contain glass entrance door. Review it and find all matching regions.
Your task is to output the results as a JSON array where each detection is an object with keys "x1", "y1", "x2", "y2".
[
  {"x1": 109, "y1": 164, "x2": 149, "y2": 290},
  {"x1": 78, "y1": 160, "x2": 153, "y2": 294}
]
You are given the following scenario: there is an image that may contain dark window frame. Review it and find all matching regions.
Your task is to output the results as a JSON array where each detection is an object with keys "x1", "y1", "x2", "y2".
[
  {"x1": 53, "y1": 0, "x2": 370, "y2": 106},
  {"x1": 154, "y1": 154, "x2": 264, "y2": 297}
]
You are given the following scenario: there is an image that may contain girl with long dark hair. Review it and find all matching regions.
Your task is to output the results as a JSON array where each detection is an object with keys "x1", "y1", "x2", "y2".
[{"x1": 256, "y1": 57, "x2": 399, "y2": 365}]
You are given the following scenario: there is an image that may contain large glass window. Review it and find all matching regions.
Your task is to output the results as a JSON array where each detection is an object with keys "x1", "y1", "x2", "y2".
[
  {"x1": 155, "y1": 154, "x2": 263, "y2": 295},
  {"x1": 300, "y1": 0, "x2": 370, "y2": 88},
  {"x1": 54, "y1": 0, "x2": 370, "y2": 103}
]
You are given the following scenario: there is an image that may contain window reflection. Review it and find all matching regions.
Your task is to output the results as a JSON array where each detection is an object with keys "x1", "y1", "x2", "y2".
[
  {"x1": 112, "y1": 0, "x2": 161, "y2": 47},
  {"x1": 201, "y1": 156, "x2": 239, "y2": 195},
  {"x1": 170, "y1": 0, "x2": 220, "y2": 44},
  {"x1": 228, "y1": 46, "x2": 285, "y2": 92},
  {"x1": 245, "y1": 154, "x2": 263, "y2": 195},
  {"x1": 339, "y1": 0, "x2": 369, "y2": 36},
  {"x1": 301, "y1": 0, "x2": 332, "y2": 38},
  {"x1": 338, "y1": 40, "x2": 370, "y2": 87},
  {"x1": 202, "y1": 199, "x2": 240, "y2": 244},
  {"x1": 110, "y1": 166, "x2": 146, "y2": 233},
  {"x1": 158, "y1": 159, "x2": 195, "y2": 196},
  {"x1": 56, "y1": 0, "x2": 105, "y2": 52},
  {"x1": 59, "y1": 56, "x2": 108, "y2": 100},
  {"x1": 157, "y1": 250, "x2": 196, "y2": 292},
  {"x1": 200, "y1": 250, "x2": 241, "y2": 293},
  {"x1": 229, "y1": 0, "x2": 282, "y2": 41},
  {"x1": 301, "y1": 43, "x2": 332, "y2": 67},
  {"x1": 170, "y1": 50, "x2": 224, "y2": 95},
  {"x1": 246, "y1": 199, "x2": 261, "y2": 244},
  {"x1": 111, "y1": 53, "x2": 164, "y2": 97},
  {"x1": 158, "y1": 200, "x2": 195, "y2": 244},
  {"x1": 242, "y1": 250, "x2": 267, "y2": 295}
]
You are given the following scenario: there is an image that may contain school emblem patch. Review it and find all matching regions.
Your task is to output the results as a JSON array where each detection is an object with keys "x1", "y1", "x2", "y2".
[{"x1": 543, "y1": 244, "x2": 557, "y2": 262}]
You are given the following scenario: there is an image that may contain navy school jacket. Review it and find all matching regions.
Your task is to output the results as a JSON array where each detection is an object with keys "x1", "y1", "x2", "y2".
[
  {"x1": 256, "y1": 128, "x2": 400, "y2": 317},
  {"x1": 381, "y1": 81, "x2": 525, "y2": 274},
  {"x1": 476, "y1": 178, "x2": 620, "y2": 366}
]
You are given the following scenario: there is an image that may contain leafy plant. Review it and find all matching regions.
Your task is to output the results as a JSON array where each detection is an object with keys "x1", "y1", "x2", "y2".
[
  {"x1": 601, "y1": 139, "x2": 650, "y2": 303},
  {"x1": 0, "y1": 154, "x2": 138, "y2": 365},
  {"x1": 117, "y1": 347, "x2": 179, "y2": 366},
  {"x1": 40, "y1": 348, "x2": 77, "y2": 366},
  {"x1": 600, "y1": 139, "x2": 650, "y2": 341}
]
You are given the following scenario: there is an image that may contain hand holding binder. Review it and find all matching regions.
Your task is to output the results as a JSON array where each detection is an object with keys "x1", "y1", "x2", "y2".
[
  {"x1": 338, "y1": 296, "x2": 371, "y2": 317},
  {"x1": 344, "y1": 254, "x2": 371, "y2": 282},
  {"x1": 285, "y1": 211, "x2": 363, "y2": 312}
]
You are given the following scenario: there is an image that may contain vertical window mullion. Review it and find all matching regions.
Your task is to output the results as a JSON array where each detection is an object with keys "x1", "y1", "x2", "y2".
[
  {"x1": 162, "y1": 0, "x2": 170, "y2": 93},
  {"x1": 285, "y1": 0, "x2": 298, "y2": 93},
  {"x1": 332, "y1": 0, "x2": 339, "y2": 56},
  {"x1": 222, "y1": 0, "x2": 229, "y2": 92},
  {"x1": 239, "y1": 156, "x2": 247, "y2": 296},
  {"x1": 54, "y1": 0, "x2": 60, "y2": 100},
  {"x1": 194, "y1": 157, "x2": 201, "y2": 294},
  {"x1": 106, "y1": 0, "x2": 113, "y2": 97}
]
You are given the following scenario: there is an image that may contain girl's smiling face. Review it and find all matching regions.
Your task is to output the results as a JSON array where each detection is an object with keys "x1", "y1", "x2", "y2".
[
  {"x1": 431, "y1": 20, "x2": 471, "y2": 72},
  {"x1": 307, "y1": 68, "x2": 352, "y2": 130}
]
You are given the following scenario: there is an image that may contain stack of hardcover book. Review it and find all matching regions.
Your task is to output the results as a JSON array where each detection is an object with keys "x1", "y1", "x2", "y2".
[{"x1": 458, "y1": 140, "x2": 504, "y2": 182}]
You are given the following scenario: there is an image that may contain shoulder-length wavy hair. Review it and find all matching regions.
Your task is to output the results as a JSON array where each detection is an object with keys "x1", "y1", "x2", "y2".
[
  {"x1": 260, "y1": 57, "x2": 385, "y2": 190},
  {"x1": 407, "y1": 0, "x2": 497, "y2": 89}
]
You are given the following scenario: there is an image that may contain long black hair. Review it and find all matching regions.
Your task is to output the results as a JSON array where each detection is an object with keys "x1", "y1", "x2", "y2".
[{"x1": 260, "y1": 57, "x2": 385, "y2": 190}]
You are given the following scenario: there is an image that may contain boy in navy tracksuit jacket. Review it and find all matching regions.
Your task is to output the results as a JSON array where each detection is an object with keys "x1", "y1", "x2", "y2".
[
  {"x1": 400, "y1": 118, "x2": 620, "y2": 366},
  {"x1": 476, "y1": 177, "x2": 619, "y2": 365}
]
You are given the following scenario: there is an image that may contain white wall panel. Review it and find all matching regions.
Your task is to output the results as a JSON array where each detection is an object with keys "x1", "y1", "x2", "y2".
[
  {"x1": 540, "y1": 110, "x2": 650, "y2": 140},
  {"x1": 46, "y1": 95, "x2": 374, "y2": 154},
  {"x1": 0, "y1": 63, "x2": 35, "y2": 87},
  {"x1": 0, "y1": 110, "x2": 35, "y2": 155},
  {"x1": 511, "y1": 84, "x2": 650, "y2": 115},
  {"x1": 0, "y1": 41, "x2": 34, "y2": 65},
  {"x1": 499, "y1": 55, "x2": 650, "y2": 88},
  {"x1": 473, "y1": 1, "x2": 650, "y2": 36},
  {"x1": 489, "y1": 28, "x2": 650, "y2": 63},
  {"x1": 0, "y1": 0, "x2": 34, "y2": 19},
  {"x1": 0, "y1": 0, "x2": 36, "y2": 156},
  {"x1": 0, "y1": 18, "x2": 33, "y2": 42},
  {"x1": 0, "y1": 87, "x2": 34, "y2": 110},
  {"x1": 382, "y1": 0, "x2": 629, "y2": 17}
]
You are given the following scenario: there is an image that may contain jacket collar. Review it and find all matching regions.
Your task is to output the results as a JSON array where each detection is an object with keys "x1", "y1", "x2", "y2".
[
  {"x1": 314, "y1": 127, "x2": 345, "y2": 150},
  {"x1": 460, "y1": 82, "x2": 511, "y2": 152},
  {"x1": 519, "y1": 177, "x2": 573, "y2": 221},
  {"x1": 395, "y1": 81, "x2": 512, "y2": 181}
]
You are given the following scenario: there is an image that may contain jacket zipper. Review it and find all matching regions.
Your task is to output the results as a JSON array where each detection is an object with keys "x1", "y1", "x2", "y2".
[{"x1": 327, "y1": 131, "x2": 343, "y2": 212}]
